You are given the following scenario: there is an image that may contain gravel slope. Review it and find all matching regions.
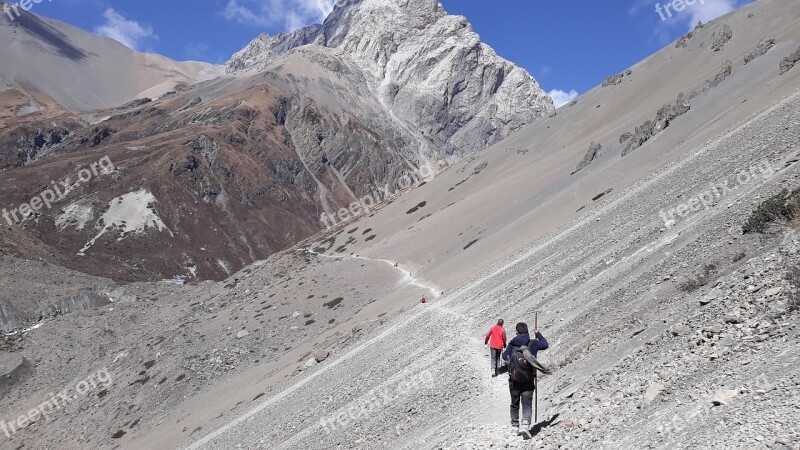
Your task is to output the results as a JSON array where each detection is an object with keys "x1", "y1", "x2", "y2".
[{"x1": 186, "y1": 88, "x2": 800, "y2": 449}]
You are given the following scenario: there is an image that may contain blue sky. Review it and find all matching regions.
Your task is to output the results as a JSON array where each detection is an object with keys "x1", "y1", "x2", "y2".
[{"x1": 8, "y1": 0, "x2": 753, "y2": 106}]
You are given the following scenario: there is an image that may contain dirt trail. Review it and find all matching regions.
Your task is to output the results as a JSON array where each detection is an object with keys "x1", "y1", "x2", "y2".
[{"x1": 306, "y1": 247, "x2": 442, "y2": 297}]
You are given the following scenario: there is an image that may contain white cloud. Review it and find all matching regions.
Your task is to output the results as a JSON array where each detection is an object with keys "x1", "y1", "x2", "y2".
[
  {"x1": 652, "y1": 0, "x2": 745, "y2": 31},
  {"x1": 684, "y1": 0, "x2": 738, "y2": 29},
  {"x1": 221, "y1": 0, "x2": 336, "y2": 31},
  {"x1": 94, "y1": 8, "x2": 157, "y2": 51},
  {"x1": 184, "y1": 42, "x2": 210, "y2": 60},
  {"x1": 628, "y1": 0, "x2": 653, "y2": 16},
  {"x1": 548, "y1": 89, "x2": 579, "y2": 108}
]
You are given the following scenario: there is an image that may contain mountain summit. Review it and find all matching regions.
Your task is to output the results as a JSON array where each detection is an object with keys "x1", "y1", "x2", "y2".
[{"x1": 226, "y1": 0, "x2": 555, "y2": 157}]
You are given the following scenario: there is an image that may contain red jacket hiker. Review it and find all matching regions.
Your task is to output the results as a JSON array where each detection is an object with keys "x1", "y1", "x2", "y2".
[{"x1": 484, "y1": 324, "x2": 507, "y2": 350}]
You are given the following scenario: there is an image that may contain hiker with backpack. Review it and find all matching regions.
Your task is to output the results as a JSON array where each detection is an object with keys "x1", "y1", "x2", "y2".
[
  {"x1": 502, "y1": 322, "x2": 549, "y2": 439},
  {"x1": 484, "y1": 319, "x2": 507, "y2": 377}
]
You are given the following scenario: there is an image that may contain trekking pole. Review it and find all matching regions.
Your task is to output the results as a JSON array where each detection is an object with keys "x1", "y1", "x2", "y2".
[{"x1": 534, "y1": 311, "x2": 538, "y2": 425}]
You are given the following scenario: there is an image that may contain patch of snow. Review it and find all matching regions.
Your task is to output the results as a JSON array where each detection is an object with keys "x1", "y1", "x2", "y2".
[
  {"x1": 78, "y1": 189, "x2": 172, "y2": 256},
  {"x1": 88, "y1": 115, "x2": 111, "y2": 125},
  {"x1": 112, "y1": 352, "x2": 128, "y2": 364},
  {"x1": 3, "y1": 322, "x2": 42, "y2": 336},
  {"x1": 217, "y1": 259, "x2": 232, "y2": 275}
]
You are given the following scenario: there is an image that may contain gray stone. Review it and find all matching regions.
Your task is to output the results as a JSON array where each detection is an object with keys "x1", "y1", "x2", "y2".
[
  {"x1": 641, "y1": 383, "x2": 665, "y2": 405},
  {"x1": 744, "y1": 38, "x2": 776, "y2": 64},
  {"x1": 779, "y1": 45, "x2": 800, "y2": 74},
  {"x1": 711, "y1": 25, "x2": 733, "y2": 52},
  {"x1": 671, "y1": 324, "x2": 691, "y2": 336},
  {"x1": 724, "y1": 315, "x2": 744, "y2": 324},
  {"x1": 314, "y1": 350, "x2": 330, "y2": 363},
  {"x1": 712, "y1": 389, "x2": 739, "y2": 406},
  {"x1": 701, "y1": 287, "x2": 722, "y2": 305},
  {"x1": 574, "y1": 142, "x2": 602, "y2": 173},
  {"x1": 765, "y1": 287, "x2": 782, "y2": 296}
]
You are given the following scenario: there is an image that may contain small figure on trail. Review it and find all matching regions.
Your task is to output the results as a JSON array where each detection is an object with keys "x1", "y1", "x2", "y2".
[
  {"x1": 420, "y1": 295, "x2": 427, "y2": 303},
  {"x1": 502, "y1": 322, "x2": 549, "y2": 439},
  {"x1": 484, "y1": 319, "x2": 507, "y2": 377}
]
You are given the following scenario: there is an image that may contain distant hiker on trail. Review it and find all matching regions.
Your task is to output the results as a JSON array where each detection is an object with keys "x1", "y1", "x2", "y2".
[
  {"x1": 484, "y1": 319, "x2": 507, "y2": 377},
  {"x1": 502, "y1": 322, "x2": 549, "y2": 439}
]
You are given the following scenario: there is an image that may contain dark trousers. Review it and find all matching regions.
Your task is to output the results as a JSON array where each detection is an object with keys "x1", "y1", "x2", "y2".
[
  {"x1": 509, "y1": 381, "x2": 535, "y2": 425},
  {"x1": 490, "y1": 348, "x2": 503, "y2": 375}
]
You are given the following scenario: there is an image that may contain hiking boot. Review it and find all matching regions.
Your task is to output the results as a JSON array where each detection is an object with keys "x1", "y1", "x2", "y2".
[
  {"x1": 519, "y1": 421, "x2": 531, "y2": 439},
  {"x1": 510, "y1": 422, "x2": 519, "y2": 434}
]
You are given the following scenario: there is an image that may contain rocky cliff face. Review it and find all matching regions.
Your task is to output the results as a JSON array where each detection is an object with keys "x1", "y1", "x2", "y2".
[{"x1": 226, "y1": 0, "x2": 554, "y2": 158}]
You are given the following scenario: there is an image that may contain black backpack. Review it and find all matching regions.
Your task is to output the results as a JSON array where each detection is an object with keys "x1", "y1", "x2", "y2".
[{"x1": 507, "y1": 346, "x2": 535, "y2": 383}]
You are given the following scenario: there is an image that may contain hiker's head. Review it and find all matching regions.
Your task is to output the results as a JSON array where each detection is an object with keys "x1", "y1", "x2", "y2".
[
  {"x1": 515, "y1": 322, "x2": 528, "y2": 335},
  {"x1": 497, "y1": 319, "x2": 504, "y2": 326}
]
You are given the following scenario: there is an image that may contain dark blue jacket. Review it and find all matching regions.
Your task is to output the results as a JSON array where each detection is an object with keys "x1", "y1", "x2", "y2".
[{"x1": 502, "y1": 332, "x2": 549, "y2": 362}]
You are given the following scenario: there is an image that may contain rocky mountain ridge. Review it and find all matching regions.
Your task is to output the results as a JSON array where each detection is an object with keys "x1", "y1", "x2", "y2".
[
  {"x1": 226, "y1": 0, "x2": 555, "y2": 158},
  {"x1": 0, "y1": 2, "x2": 219, "y2": 111}
]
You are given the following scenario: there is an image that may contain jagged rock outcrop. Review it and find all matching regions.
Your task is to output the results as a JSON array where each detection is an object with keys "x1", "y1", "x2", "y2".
[
  {"x1": 602, "y1": 69, "x2": 632, "y2": 87},
  {"x1": 675, "y1": 22, "x2": 704, "y2": 48},
  {"x1": 744, "y1": 38, "x2": 776, "y2": 64},
  {"x1": 779, "y1": 45, "x2": 800, "y2": 74},
  {"x1": 676, "y1": 32, "x2": 693, "y2": 48},
  {"x1": 225, "y1": 0, "x2": 554, "y2": 158},
  {"x1": 704, "y1": 60, "x2": 733, "y2": 91},
  {"x1": 623, "y1": 93, "x2": 691, "y2": 156},
  {"x1": 573, "y1": 142, "x2": 601, "y2": 174},
  {"x1": 0, "y1": 124, "x2": 74, "y2": 169},
  {"x1": 225, "y1": 25, "x2": 323, "y2": 72},
  {"x1": 655, "y1": 92, "x2": 691, "y2": 132},
  {"x1": 0, "y1": 303, "x2": 23, "y2": 334},
  {"x1": 711, "y1": 25, "x2": 733, "y2": 52}
]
